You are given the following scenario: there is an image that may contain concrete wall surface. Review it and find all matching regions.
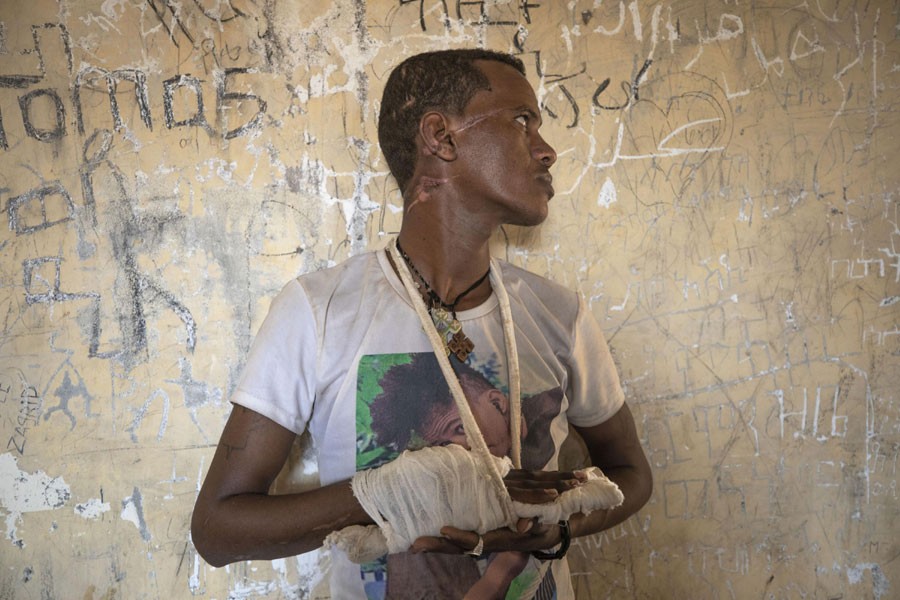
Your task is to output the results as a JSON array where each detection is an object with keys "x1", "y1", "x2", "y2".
[{"x1": 0, "y1": 1, "x2": 898, "y2": 598}]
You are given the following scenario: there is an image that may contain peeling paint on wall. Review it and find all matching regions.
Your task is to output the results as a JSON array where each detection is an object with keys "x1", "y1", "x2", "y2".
[
  {"x1": 0, "y1": 453, "x2": 70, "y2": 548},
  {"x1": 74, "y1": 497, "x2": 109, "y2": 520}
]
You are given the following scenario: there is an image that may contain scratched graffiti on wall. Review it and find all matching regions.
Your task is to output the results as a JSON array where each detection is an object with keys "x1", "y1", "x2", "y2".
[{"x1": 0, "y1": 1, "x2": 898, "y2": 598}]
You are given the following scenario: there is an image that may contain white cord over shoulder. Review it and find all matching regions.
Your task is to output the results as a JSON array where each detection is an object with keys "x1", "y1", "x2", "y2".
[
  {"x1": 489, "y1": 258, "x2": 522, "y2": 470},
  {"x1": 387, "y1": 237, "x2": 521, "y2": 526}
]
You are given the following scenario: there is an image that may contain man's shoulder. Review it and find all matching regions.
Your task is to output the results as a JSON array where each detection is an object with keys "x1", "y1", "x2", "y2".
[
  {"x1": 497, "y1": 260, "x2": 578, "y2": 300},
  {"x1": 296, "y1": 250, "x2": 380, "y2": 286},
  {"x1": 492, "y1": 261, "x2": 581, "y2": 339},
  {"x1": 288, "y1": 250, "x2": 384, "y2": 308}
]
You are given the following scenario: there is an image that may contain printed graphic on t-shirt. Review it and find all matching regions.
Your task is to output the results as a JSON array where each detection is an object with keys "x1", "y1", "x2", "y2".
[{"x1": 355, "y1": 351, "x2": 564, "y2": 600}]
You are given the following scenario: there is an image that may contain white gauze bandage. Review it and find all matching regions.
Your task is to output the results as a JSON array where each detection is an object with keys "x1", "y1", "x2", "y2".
[{"x1": 326, "y1": 444, "x2": 624, "y2": 563}]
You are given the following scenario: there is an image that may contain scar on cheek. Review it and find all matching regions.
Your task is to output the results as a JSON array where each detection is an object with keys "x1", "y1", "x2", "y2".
[{"x1": 449, "y1": 109, "x2": 504, "y2": 134}]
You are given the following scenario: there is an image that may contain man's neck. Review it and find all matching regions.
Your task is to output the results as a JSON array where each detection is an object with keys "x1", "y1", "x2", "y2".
[{"x1": 396, "y1": 211, "x2": 495, "y2": 312}]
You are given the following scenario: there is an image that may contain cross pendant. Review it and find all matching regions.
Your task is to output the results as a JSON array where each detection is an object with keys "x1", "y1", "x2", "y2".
[{"x1": 447, "y1": 330, "x2": 475, "y2": 361}]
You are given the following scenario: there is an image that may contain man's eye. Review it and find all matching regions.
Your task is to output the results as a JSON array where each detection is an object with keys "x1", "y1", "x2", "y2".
[{"x1": 515, "y1": 115, "x2": 529, "y2": 128}]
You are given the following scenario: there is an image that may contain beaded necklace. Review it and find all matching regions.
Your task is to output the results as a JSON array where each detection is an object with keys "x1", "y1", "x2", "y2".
[{"x1": 395, "y1": 239, "x2": 489, "y2": 361}]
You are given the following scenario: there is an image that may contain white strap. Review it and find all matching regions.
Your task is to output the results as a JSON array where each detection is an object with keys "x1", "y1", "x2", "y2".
[
  {"x1": 490, "y1": 260, "x2": 522, "y2": 469},
  {"x1": 387, "y1": 238, "x2": 521, "y2": 526}
]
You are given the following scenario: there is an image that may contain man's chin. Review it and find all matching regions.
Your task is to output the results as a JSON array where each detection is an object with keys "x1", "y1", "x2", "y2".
[{"x1": 515, "y1": 204, "x2": 550, "y2": 228}]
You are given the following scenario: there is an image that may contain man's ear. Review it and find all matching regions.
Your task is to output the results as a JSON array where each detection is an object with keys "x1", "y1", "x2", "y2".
[{"x1": 419, "y1": 111, "x2": 457, "y2": 161}]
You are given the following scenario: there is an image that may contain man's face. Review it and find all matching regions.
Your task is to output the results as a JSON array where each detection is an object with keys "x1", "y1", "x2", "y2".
[{"x1": 447, "y1": 60, "x2": 557, "y2": 227}]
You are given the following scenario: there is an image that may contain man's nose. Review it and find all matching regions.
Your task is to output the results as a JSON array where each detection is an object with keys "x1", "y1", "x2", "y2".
[{"x1": 533, "y1": 133, "x2": 557, "y2": 167}]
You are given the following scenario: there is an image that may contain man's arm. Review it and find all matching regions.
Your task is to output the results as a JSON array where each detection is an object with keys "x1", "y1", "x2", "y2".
[
  {"x1": 190, "y1": 405, "x2": 372, "y2": 567},
  {"x1": 568, "y1": 401, "x2": 652, "y2": 537},
  {"x1": 413, "y1": 401, "x2": 651, "y2": 554}
]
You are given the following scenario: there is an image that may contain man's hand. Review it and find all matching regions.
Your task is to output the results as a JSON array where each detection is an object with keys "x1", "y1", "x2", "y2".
[
  {"x1": 503, "y1": 468, "x2": 587, "y2": 503},
  {"x1": 410, "y1": 517, "x2": 562, "y2": 555},
  {"x1": 409, "y1": 468, "x2": 580, "y2": 555}
]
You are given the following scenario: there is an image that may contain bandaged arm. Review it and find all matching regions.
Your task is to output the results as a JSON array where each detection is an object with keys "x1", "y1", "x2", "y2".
[
  {"x1": 327, "y1": 443, "x2": 623, "y2": 563},
  {"x1": 191, "y1": 406, "x2": 603, "y2": 567}
]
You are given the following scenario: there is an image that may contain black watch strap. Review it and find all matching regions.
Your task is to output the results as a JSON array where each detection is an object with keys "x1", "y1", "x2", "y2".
[{"x1": 531, "y1": 520, "x2": 571, "y2": 561}]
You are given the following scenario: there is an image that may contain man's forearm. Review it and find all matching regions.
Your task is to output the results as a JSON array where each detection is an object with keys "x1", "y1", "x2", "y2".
[
  {"x1": 191, "y1": 479, "x2": 372, "y2": 567},
  {"x1": 569, "y1": 405, "x2": 654, "y2": 539}
]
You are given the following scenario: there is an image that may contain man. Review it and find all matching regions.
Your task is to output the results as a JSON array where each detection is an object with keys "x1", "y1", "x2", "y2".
[{"x1": 192, "y1": 49, "x2": 652, "y2": 599}]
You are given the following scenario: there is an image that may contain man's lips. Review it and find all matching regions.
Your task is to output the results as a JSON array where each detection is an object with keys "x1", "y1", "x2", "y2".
[{"x1": 536, "y1": 172, "x2": 554, "y2": 196}]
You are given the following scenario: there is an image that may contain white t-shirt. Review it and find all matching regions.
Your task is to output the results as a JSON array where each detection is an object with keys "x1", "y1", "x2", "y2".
[{"x1": 232, "y1": 248, "x2": 625, "y2": 599}]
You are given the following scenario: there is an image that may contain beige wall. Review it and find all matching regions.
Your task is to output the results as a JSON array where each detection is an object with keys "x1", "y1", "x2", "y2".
[{"x1": 1, "y1": 1, "x2": 898, "y2": 598}]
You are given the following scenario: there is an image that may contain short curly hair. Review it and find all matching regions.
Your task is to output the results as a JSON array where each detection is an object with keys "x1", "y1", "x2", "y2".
[{"x1": 377, "y1": 49, "x2": 526, "y2": 196}]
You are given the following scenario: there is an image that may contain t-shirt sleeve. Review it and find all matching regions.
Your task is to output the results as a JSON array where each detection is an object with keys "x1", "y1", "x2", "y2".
[
  {"x1": 230, "y1": 279, "x2": 317, "y2": 434},
  {"x1": 564, "y1": 296, "x2": 626, "y2": 427}
]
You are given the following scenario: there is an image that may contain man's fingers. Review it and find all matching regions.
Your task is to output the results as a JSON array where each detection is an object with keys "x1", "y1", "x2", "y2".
[
  {"x1": 505, "y1": 478, "x2": 578, "y2": 493},
  {"x1": 503, "y1": 469, "x2": 584, "y2": 497},
  {"x1": 411, "y1": 522, "x2": 562, "y2": 555},
  {"x1": 504, "y1": 469, "x2": 580, "y2": 482},
  {"x1": 505, "y1": 469, "x2": 586, "y2": 489},
  {"x1": 410, "y1": 535, "x2": 461, "y2": 554},
  {"x1": 516, "y1": 517, "x2": 536, "y2": 533},
  {"x1": 508, "y1": 486, "x2": 559, "y2": 504},
  {"x1": 411, "y1": 527, "x2": 478, "y2": 554}
]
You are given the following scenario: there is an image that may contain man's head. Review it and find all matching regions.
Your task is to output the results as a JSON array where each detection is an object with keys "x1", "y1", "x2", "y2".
[{"x1": 377, "y1": 49, "x2": 526, "y2": 195}]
